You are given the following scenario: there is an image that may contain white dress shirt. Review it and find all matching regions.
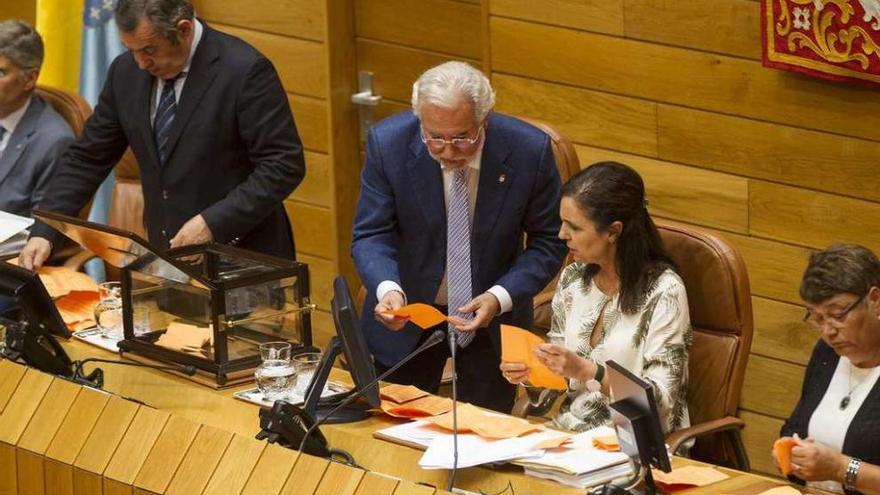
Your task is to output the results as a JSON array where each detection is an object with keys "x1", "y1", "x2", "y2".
[
  {"x1": 0, "y1": 97, "x2": 32, "y2": 157},
  {"x1": 377, "y1": 147, "x2": 513, "y2": 314},
  {"x1": 149, "y1": 19, "x2": 203, "y2": 124}
]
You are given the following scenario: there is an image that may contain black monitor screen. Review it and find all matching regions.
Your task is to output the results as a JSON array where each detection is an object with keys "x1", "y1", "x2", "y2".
[
  {"x1": 331, "y1": 276, "x2": 380, "y2": 408},
  {"x1": 0, "y1": 261, "x2": 70, "y2": 339},
  {"x1": 0, "y1": 261, "x2": 73, "y2": 377},
  {"x1": 607, "y1": 359, "x2": 672, "y2": 473}
]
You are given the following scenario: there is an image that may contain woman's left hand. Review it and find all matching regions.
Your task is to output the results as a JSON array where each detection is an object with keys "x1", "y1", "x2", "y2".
[
  {"x1": 789, "y1": 435, "x2": 847, "y2": 482},
  {"x1": 534, "y1": 343, "x2": 590, "y2": 381}
]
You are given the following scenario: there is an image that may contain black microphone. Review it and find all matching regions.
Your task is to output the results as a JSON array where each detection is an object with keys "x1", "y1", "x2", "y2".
[
  {"x1": 295, "y1": 329, "x2": 447, "y2": 455},
  {"x1": 73, "y1": 357, "x2": 197, "y2": 388}
]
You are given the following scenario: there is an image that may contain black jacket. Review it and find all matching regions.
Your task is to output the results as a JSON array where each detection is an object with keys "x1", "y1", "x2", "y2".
[
  {"x1": 33, "y1": 22, "x2": 304, "y2": 259},
  {"x1": 781, "y1": 340, "x2": 880, "y2": 494}
]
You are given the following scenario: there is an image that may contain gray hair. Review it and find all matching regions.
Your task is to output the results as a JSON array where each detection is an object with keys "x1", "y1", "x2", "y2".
[
  {"x1": 115, "y1": 0, "x2": 194, "y2": 44},
  {"x1": 411, "y1": 61, "x2": 495, "y2": 123},
  {"x1": 800, "y1": 244, "x2": 880, "y2": 304},
  {"x1": 0, "y1": 20, "x2": 43, "y2": 72}
]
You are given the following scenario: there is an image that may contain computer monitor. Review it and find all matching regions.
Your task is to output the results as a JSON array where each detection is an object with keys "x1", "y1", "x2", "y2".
[
  {"x1": 605, "y1": 359, "x2": 671, "y2": 494},
  {"x1": 299, "y1": 275, "x2": 379, "y2": 423},
  {"x1": 0, "y1": 261, "x2": 73, "y2": 378}
]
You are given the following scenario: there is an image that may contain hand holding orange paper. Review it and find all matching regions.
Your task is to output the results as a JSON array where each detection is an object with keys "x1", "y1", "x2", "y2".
[
  {"x1": 773, "y1": 437, "x2": 797, "y2": 475},
  {"x1": 381, "y1": 303, "x2": 447, "y2": 329},
  {"x1": 500, "y1": 325, "x2": 567, "y2": 390}
]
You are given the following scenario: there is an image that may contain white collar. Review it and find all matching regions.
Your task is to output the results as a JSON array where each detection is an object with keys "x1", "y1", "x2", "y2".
[
  {"x1": 181, "y1": 19, "x2": 203, "y2": 76},
  {"x1": 0, "y1": 96, "x2": 32, "y2": 136}
]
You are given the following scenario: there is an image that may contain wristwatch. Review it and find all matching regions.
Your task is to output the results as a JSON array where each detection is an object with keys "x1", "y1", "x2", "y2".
[
  {"x1": 586, "y1": 362, "x2": 605, "y2": 392},
  {"x1": 844, "y1": 457, "x2": 862, "y2": 491}
]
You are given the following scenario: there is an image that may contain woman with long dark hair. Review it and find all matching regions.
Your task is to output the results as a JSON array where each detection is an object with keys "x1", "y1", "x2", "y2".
[{"x1": 501, "y1": 161, "x2": 692, "y2": 433}]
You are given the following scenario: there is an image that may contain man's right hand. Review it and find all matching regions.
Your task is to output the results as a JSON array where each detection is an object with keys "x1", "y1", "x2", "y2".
[
  {"x1": 374, "y1": 290, "x2": 407, "y2": 331},
  {"x1": 19, "y1": 237, "x2": 52, "y2": 271}
]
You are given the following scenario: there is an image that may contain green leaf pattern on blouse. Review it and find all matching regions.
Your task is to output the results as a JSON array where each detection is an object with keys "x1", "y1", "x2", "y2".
[{"x1": 547, "y1": 263, "x2": 692, "y2": 435}]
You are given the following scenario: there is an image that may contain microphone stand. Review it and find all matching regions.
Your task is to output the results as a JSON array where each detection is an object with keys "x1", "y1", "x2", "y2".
[
  {"x1": 73, "y1": 357, "x2": 197, "y2": 389},
  {"x1": 446, "y1": 328, "x2": 460, "y2": 492},
  {"x1": 294, "y1": 329, "x2": 447, "y2": 455}
]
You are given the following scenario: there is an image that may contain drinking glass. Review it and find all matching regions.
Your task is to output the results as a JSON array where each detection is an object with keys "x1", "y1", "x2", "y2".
[
  {"x1": 254, "y1": 342, "x2": 296, "y2": 402},
  {"x1": 94, "y1": 282, "x2": 123, "y2": 339},
  {"x1": 292, "y1": 352, "x2": 322, "y2": 396}
]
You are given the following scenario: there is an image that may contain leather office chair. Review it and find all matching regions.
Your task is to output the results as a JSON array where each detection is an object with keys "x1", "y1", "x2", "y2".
[{"x1": 518, "y1": 220, "x2": 754, "y2": 470}]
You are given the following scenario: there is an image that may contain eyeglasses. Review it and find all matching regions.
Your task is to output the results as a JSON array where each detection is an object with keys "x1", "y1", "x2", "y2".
[
  {"x1": 803, "y1": 294, "x2": 866, "y2": 331},
  {"x1": 420, "y1": 125, "x2": 483, "y2": 151}
]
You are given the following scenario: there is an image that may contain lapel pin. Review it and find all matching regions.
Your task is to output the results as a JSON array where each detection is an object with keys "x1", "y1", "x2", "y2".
[{"x1": 498, "y1": 174, "x2": 506, "y2": 183}]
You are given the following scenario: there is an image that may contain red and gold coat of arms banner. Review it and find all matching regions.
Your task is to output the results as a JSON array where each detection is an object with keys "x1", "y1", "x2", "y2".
[{"x1": 762, "y1": 0, "x2": 880, "y2": 86}]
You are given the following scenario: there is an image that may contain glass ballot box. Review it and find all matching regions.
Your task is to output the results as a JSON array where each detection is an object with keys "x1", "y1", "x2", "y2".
[{"x1": 34, "y1": 210, "x2": 315, "y2": 386}]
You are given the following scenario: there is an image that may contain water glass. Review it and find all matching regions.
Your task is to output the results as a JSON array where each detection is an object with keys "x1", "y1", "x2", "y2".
[
  {"x1": 255, "y1": 342, "x2": 296, "y2": 402},
  {"x1": 292, "y1": 352, "x2": 322, "y2": 396},
  {"x1": 94, "y1": 282, "x2": 123, "y2": 339}
]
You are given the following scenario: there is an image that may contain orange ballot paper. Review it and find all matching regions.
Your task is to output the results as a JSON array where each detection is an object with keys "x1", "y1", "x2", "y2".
[
  {"x1": 500, "y1": 324, "x2": 567, "y2": 390},
  {"x1": 773, "y1": 437, "x2": 797, "y2": 475},
  {"x1": 381, "y1": 303, "x2": 447, "y2": 329}
]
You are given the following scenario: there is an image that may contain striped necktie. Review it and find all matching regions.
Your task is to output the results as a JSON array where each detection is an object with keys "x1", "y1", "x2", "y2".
[
  {"x1": 154, "y1": 77, "x2": 179, "y2": 166},
  {"x1": 447, "y1": 168, "x2": 475, "y2": 347}
]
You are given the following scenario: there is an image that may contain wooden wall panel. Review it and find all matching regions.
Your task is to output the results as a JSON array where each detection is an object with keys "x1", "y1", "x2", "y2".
[
  {"x1": 215, "y1": 23, "x2": 327, "y2": 98},
  {"x1": 0, "y1": 1, "x2": 35, "y2": 24},
  {"x1": 752, "y1": 297, "x2": 816, "y2": 366},
  {"x1": 355, "y1": 0, "x2": 482, "y2": 58},
  {"x1": 726, "y1": 233, "x2": 812, "y2": 305},
  {"x1": 357, "y1": 40, "x2": 479, "y2": 105},
  {"x1": 300, "y1": 253, "x2": 335, "y2": 311},
  {"x1": 494, "y1": 74, "x2": 658, "y2": 157},
  {"x1": 311, "y1": 310, "x2": 335, "y2": 352},
  {"x1": 740, "y1": 411, "x2": 784, "y2": 476},
  {"x1": 194, "y1": 0, "x2": 325, "y2": 41},
  {"x1": 290, "y1": 151, "x2": 332, "y2": 208},
  {"x1": 574, "y1": 145, "x2": 749, "y2": 234},
  {"x1": 623, "y1": 0, "x2": 761, "y2": 59},
  {"x1": 490, "y1": 0, "x2": 624, "y2": 36},
  {"x1": 750, "y1": 181, "x2": 880, "y2": 252},
  {"x1": 490, "y1": 16, "x2": 880, "y2": 142},
  {"x1": 658, "y1": 105, "x2": 880, "y2": 203},
  {"x1": 289, "y1": 95, "x2": 329, "y2": 153},
  {"x1": 286, "y1": 202, "x2": 334, "y2": 259},
  {"x1": 741, "y1": 355, "x2": 804, "y2": 419}
]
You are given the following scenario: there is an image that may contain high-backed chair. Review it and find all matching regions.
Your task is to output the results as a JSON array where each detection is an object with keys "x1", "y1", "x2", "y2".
[{"x1": 518, "y1": 220, "x2": 754, "y2": 470}]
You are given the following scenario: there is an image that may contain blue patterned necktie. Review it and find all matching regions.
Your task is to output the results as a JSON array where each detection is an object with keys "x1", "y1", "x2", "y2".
[
  {"x1": 447, "y1": 168, "x2": 475, "y2": 347},
  {"x1": 154, "y1": 77, "x2": 179, "y2": 166}
]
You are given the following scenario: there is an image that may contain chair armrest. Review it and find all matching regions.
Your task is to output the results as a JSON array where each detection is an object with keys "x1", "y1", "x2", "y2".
[
  {"x1": 534, "y1": 289, "x2": 554, "y2": 308},
  {"x1": 666, "y1": 415, "x2": 745, "y2": 454},
  {"x1": 62, "y1": 249, "x2": 97, "y2": 271}
]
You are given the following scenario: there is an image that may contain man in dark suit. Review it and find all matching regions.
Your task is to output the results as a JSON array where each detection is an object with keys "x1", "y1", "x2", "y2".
[
  {"x1": 352, "y1": 61, "x2": 566, "y2": 412},
  {"x1": 20, "y1": 0, "x2": 304, "y2": 270},
  {"x1": 0, "y1": 21, "x2": 74, "y2": 218}
]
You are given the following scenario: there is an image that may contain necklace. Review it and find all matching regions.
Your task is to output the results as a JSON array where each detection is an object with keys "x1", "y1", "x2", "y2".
[{"x1": 840, "y1": 361, "x2": 871, "y2": 410}]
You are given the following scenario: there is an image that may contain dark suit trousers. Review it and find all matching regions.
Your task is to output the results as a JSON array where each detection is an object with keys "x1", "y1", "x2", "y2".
[{"x1": 374, "y1": 322, "x2": 516, "y2": 413}]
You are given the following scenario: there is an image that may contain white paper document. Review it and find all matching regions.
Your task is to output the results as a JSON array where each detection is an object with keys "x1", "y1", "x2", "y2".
[
  {"x1": 418, "y1": 429, "x2": 569, "y2": 470},
  {"x1": 512, "y1": 426, "x2": 630, "y2": 475},
  {"x1": 0, "y1": 210, "x2": 33, "y2": 243}
]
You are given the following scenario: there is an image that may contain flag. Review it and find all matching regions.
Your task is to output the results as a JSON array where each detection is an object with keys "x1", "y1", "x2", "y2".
[
  {"x1": 80, "y1": 0, "x2": 125, "y2": 281},
  {"x1": 762, "y1": 0, "x2": 880, "y2": 87},
  {"x1": 35, "y1": 0, "x2": 84, "y2": 92}
]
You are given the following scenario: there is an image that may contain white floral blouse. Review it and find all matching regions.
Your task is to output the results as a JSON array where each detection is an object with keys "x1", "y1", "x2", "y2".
[{"x1": 548, "y1": 263, "x2": 692, "y2": 434}]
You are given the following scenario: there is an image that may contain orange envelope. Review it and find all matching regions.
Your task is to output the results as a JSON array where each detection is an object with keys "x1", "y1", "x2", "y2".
[
  {"x1": 424, "y1": 403, "x2": 545, "y2": 439},
  {"x1": 380, "y1": 395, "x2": 453, "y2": 418},
  {"x1": 592, "y1": 434, "x2": 620, "y2": 451},
  {"x1": 500, "y1": 324, "x2": 567, "y2": 390},
  {"x1": 381, "y1": 303, "x2": 447, "y2": 329},
  {"x1": 652, "y1": 465, "x2": 729, "y2": 490},
  {"x1": 55, "y1": 290, "x2": 100, "y2": 330},
  {"x1": 773, "y1": 437, "x2": 797, "y2": 475},
  {"x1": 380, "y1": 384, "x2": 429, "y2": 403}
]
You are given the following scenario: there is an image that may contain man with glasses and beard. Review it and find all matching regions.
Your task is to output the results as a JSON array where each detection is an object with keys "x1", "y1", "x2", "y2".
[{"x1": 351, "y1": 61, "x2": 566, "y2": 413}]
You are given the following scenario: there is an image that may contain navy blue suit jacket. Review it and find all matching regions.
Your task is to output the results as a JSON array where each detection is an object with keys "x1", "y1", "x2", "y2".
[{"x1": 352, "y1": 111, "x2": 566, "y2": 366}]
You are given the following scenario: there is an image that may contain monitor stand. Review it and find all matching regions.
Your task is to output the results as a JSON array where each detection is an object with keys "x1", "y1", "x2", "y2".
[{"x1": 301, "y1": 336, "x2": 372, "y2": 425}]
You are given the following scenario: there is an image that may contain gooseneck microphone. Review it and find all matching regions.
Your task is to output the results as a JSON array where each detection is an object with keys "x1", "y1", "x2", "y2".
[
  {"x1": 73, "y1": 357, "x2": 197, "y2": 388},
  {"x1": 295, "y1": 329, "x2": 447, "y2": 455},
  {"x1": 446, "y1": 328, "x2": 460, "y2": 492}
]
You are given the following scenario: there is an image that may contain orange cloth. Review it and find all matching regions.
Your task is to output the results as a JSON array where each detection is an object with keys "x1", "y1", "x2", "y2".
[
  {"x1": 500, "y1": 324, "x2": 567, "y2": 390},
  {"x1": 773, "y1": 437, "x2": 797, "y2": 476},
  {"x1": 381, "y1": 303, "x2": 447, "y2": 329}
]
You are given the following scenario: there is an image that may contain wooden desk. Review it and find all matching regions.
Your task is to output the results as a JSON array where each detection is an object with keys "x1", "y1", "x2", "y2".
[{"x1": 57, "y1": 340, "x2": 820, "y2": 495}]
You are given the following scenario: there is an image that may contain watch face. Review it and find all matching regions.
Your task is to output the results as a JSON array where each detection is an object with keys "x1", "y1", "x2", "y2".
[{"x1": 586, "y1": 379, "x2": 601, "y2": 393}]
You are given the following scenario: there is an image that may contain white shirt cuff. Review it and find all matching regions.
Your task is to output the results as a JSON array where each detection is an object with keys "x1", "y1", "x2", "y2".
[
  {"x1": 487, "y1": 285, "x2": 512, "y2": 314},
  {"x1": 377, "y1": 280, "x2": 406, "y2": 304}
]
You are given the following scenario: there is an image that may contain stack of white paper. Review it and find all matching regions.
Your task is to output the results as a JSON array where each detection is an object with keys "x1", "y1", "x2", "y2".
[{"x1": 418, "y1": 428, "x2": 569, "y2": 470}]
